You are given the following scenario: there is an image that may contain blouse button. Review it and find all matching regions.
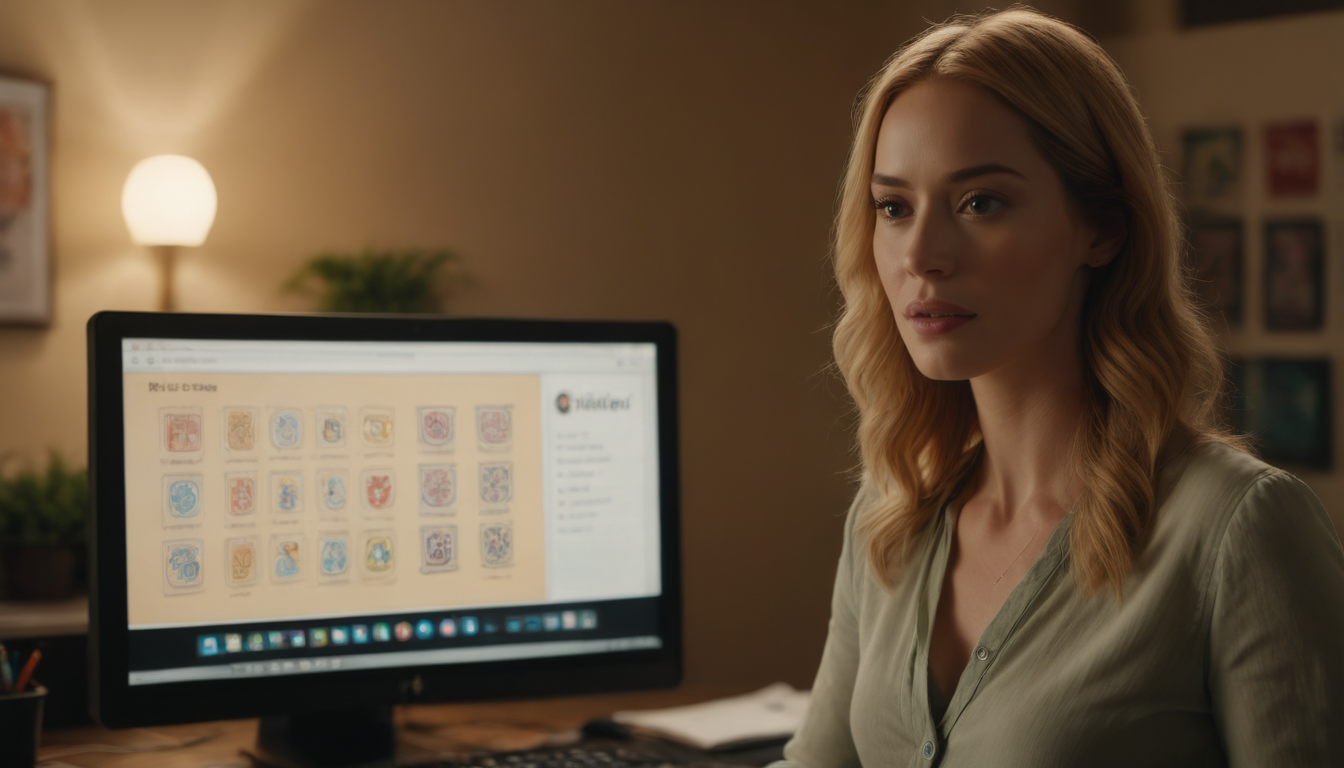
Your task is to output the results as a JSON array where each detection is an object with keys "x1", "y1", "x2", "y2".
[
  {"x1": 975, "y1": 646, "x2": 989, "y2": 661},
  {"x1": 923, "y1": 740, "x2": 935, "y2": 759}
]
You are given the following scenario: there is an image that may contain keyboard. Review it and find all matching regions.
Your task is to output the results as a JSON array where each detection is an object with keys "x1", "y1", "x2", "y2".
[{"x1": 419, "y1": 740, "x2": 770, "y2": 768}]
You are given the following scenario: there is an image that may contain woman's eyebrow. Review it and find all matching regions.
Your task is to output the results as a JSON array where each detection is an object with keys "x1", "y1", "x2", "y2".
[
  {"x1": 871, "y1": 173, "x2": 910, "y2": 188},
  {"x1": 870, "y1": 163, "x2": 1026, "y2": 188},
  {"x1": 947, "y1": 163, "x2": 1025, "y2": 182}
]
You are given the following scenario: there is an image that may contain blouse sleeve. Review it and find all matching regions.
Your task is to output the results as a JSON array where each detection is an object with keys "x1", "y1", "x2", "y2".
[
  {"x1": 778, "y1": 493, "x2": 866, "y2": 768},
  {"x1": 1208, "y1": 471, "x2": 1344, "y2": 767}
]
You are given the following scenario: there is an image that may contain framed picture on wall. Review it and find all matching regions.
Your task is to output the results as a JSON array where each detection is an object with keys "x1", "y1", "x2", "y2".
[
  {"x1": 1223, "y1": 355, "x2": 1247, "y2": 435},
  {"x1": 1237, "y1": 357, "x2": 1332, "y2": 471},
  {"x1": 1182, "y1": 127, "x2": 1242, "y2": 200},
  {"x1": 1184, "y1": 0, "x2": 1344, "y2": 27},
  {"x1": 1187, "y1": 218, "x2": 1243, "y2": 325},
  {"x1": 1264, "y1": 219, "x2": 1324, "y2": 331},
  {"x1": 0, "y1": 74, "x2": 49, "y2": 325},
  {"x1": 1265, "y1": 119, "x2": 1319, "y2": 198},
  {"x1": 1335, "y1": 116, "x2": 1344, "y2": 193}
]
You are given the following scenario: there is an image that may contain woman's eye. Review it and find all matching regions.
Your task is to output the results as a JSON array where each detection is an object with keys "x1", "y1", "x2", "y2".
[
  {"x1": 964, "y1": 195, "x2": 1005, "y2": 215},
  {"x1": 874, "y1": 199, "x2": 909, "y2": 219}
]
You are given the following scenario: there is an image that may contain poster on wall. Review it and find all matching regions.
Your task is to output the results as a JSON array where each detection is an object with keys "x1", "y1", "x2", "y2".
[
  {"x1": 1184, "y1": 0, "x2": 1344, "y2": 27},
  {"x1": 1263, "y1": 219, "x2": 1324, "y2": 331},
  {"x1": 1228, "y1": 357, "x2": 1332, "y2": 471},
  {"x1": 1187, "y1": 218, "x2": 1243, "y2": 325},
  {"x1": 1265, "y1": 119, "x2": 1320, "y2": 198},
  {"x1": 0, "y1": 74, "x2": 49, "y2": 325},
  {"x1": 1334, "y1": 116, "x2": 1344, "y2": 193},
  {"x1": 1182, "y1": 127, "x2": 1242, "y2": 200}
]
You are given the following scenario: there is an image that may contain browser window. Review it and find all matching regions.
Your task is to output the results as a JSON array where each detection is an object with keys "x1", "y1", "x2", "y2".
[{"x1": 120, "y1": 338, "x2": 662, "y2": 685}]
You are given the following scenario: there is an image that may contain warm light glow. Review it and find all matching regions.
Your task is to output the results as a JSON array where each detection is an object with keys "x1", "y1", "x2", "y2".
[{"x1": 121, "y1": 155, "x2": 217, "y2": 246}]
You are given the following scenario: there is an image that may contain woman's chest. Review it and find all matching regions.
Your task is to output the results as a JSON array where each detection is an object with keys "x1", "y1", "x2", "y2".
[{"x1": 848, "y1": 556, "x2": 1218, "y2": 767}]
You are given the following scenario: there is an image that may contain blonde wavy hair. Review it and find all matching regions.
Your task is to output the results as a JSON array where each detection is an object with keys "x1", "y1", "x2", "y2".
[{"x1": 833, "y1": 7, "x2": 1235, "y2": 596}]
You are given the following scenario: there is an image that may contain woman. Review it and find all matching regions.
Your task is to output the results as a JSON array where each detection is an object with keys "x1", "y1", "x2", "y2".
[{"x1": 782, "y1": 8, "x2": 1344, "y2": 766}]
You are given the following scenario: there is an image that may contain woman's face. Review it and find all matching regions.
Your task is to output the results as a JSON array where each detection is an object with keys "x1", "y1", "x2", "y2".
[{"x1": 871, "y1": 78, "x2": 1115, "y2": 383}]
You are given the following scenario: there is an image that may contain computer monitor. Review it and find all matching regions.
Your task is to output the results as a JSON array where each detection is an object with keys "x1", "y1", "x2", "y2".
[{"x1": 87, "y1": 311, "x2": 681, "y2": 766}]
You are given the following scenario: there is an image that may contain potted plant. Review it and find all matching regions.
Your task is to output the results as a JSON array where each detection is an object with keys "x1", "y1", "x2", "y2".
[
  {"x1": 282, "y1": 247, "x2": 466, "y2": 313},
  {"x1": 0, "y1": 452, "x2": 88, "y2": 600}
]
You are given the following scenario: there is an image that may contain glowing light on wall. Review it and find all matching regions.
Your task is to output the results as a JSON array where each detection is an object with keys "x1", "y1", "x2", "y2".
[
  {"x1": 120, "y1": 155, "x2": 217, "y2": 311},
  {"x1": 121, "y1": 154, "x2": 217, "y2": 246}
]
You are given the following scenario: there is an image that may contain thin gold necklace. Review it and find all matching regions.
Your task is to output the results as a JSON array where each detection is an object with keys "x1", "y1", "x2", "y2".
[
  {"x1": 988, "y1": 521, "x2": 1043, "y2": 586},
  {"x1": 954, "y1": 449, "x2": 1048, "y2": 587}
]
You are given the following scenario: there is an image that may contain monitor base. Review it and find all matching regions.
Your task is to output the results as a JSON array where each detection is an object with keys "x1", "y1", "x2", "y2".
[{"x1": 251, "y1": 706, "x2": 397, "y2": 768}]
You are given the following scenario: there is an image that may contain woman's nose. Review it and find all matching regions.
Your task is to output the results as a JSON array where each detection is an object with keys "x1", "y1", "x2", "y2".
[{"x1": 903, "y1": 209, "x2": 958, "y2": 279}]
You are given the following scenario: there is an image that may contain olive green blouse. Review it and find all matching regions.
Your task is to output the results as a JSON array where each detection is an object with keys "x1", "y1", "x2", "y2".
[{"x1": 780, "y1": 442, "x2": 1344, "y2": 767}]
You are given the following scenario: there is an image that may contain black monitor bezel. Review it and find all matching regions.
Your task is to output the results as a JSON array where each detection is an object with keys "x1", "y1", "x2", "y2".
[{"x1": 88, "y1": 311, "x2": 682, "y2": 728}]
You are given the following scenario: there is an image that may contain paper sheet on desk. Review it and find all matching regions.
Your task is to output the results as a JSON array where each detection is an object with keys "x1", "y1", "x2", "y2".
[{"x1": 612, "y1": 683, "x2": 809, "y2": 751}]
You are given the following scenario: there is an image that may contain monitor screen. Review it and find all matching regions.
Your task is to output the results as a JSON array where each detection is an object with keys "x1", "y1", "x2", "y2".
[{"x1": 88, "y1": 313, "x2": 680, "y2": 728}]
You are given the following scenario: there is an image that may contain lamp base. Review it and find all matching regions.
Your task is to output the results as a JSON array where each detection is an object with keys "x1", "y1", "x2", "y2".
[{"x1": 154, "y1": 244, "x2": 178, "y2": 312}]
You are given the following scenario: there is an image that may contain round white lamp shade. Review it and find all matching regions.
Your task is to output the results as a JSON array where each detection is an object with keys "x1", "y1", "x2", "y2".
[{"x1": 121, "y1": 155, "x2": 218, "y2": 246}]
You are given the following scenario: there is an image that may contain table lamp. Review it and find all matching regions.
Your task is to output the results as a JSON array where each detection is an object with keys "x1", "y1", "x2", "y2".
[{"x1": 120, "y1": 155, "x2": 217, "y2": 311}]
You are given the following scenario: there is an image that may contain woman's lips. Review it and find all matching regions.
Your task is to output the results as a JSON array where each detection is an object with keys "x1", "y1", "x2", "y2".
[{"x1": 904, "y1": 299, "x2": 976, "y2": 336}]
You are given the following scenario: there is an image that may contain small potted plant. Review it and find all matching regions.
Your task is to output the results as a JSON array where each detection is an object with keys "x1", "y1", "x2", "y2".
[
  {"x1": 282, "y1": 247, "x2": 466, "y2": 313},
  {"x1": 0, "y1": 452, "x2": 88, "y2": 600}
]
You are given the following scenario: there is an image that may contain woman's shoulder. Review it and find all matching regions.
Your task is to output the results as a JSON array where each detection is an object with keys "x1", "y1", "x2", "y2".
[
  {"x1": 1155, "y1": 438, "x2": 1333, "y2": 558},
  {"x1": 1164, "y1": 439, "x2": 1276, "y2": 501},
  {"x1": 840, "y1": 477, "x2": 947, "y2": 586}
]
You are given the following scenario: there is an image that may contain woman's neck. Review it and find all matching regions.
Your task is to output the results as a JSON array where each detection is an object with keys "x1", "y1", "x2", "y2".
[{"x1": 967, "y1": 342, "x2": 1087, "y2": 525}]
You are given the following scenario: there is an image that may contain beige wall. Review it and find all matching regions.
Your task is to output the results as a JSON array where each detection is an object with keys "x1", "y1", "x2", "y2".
[
  {"x1": 26, "y1": 0, "x2": 1320, "y2": 696},
  {"x1": 0, "y1": 0, "x2": 1078, "y2": 690},
  {"x1": 1097, "y1": 0, "x2": 1344, "y2": 534}
]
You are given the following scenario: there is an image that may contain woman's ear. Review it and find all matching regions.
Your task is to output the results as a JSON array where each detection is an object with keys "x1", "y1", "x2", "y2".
[{"x1": 1087, "y1": 207, "x2": 1127, "y2": 268}]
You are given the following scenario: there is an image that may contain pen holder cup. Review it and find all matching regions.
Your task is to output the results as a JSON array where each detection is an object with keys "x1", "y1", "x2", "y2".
[{"x1": 0, "y1": 684, "x2": 46, "y2": 768}]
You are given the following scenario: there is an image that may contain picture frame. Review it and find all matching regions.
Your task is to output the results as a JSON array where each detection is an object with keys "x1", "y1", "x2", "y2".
[
  {"x1": 1186, "y1": 218, "x2": 1243, "y2": 325},
  {"x1": 1264, "y1": 219, "x2": 1324, "y2": 331},
  {"x1": 1233, "y1": 357, "x2": 1332, "y2": 471},
  {"x1": 0, "y1": 73, "x2": 49, "y2": 325},
  {"x1": 1265, "y1": 119, "x2": 1319, "y2": 198},
  {"x1": 1223, "y1": 355, "x2": 1247, "y2": 435},
  {"x1": 1183, "y1": 0, "x2": 1344, "y2": 28},
  {"x1": 1334, "y1": 115, "x2": 1344, "y2": 193},
  {"x1": 1182, "y1": 127, "x2": 1242, "y2": 200}
]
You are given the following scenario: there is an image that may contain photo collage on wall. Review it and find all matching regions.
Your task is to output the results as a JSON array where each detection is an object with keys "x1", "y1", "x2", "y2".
[{"x1": 1182, "y1": 118, "x2": 1333, "y2": 470}]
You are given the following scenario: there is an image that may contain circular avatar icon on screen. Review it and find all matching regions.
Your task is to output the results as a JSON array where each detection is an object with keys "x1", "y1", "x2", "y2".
[{"x1": 556, "y1": 392, "x2": 571, "y2": 414}]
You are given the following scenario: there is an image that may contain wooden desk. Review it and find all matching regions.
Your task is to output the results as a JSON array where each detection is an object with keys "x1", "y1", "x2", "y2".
[{"x1": 38, "y1": 685, "x2": 753, "y2": 767}]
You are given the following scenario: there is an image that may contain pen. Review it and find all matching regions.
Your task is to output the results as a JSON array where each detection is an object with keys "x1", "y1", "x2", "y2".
[
  {"x1": 0, "y1": 643, "x2": 10, "y2": 692},
  {"x1": 13, "y1": 648, "x2": 41, "y2": 693}
]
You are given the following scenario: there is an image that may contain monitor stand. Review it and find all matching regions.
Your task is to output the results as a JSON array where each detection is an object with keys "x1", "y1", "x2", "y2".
[{"x1": 251, "y1": 706, "x2": 397, "y2": 768}]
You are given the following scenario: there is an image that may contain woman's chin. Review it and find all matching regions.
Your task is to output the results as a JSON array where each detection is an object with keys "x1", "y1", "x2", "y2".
[{"x1": 909, "y1": 357, "x2": 978, "y2": 382}]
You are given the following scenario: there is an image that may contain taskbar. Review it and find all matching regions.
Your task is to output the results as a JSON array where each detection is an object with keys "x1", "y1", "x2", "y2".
[
  {"x1": 128, "y1": 635, "x2": 662, "y2": 686},
  {"x1": 126, "y1": 596, "x2": 659, "y2": 677}
]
